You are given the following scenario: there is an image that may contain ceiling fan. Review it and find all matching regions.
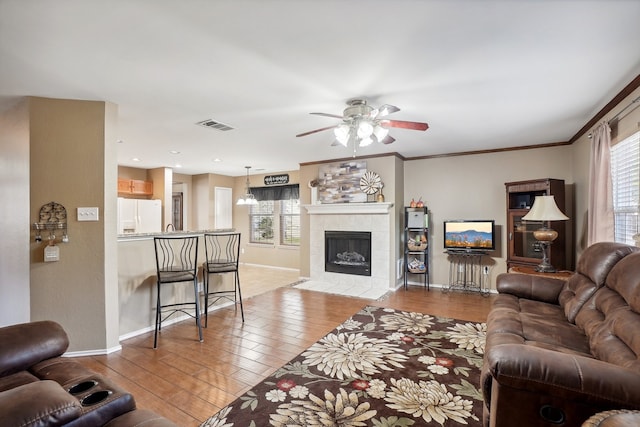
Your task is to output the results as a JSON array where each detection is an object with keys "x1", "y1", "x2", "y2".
[{"x1": 296, "y1": 99, "x2": 429, "y2": 151}]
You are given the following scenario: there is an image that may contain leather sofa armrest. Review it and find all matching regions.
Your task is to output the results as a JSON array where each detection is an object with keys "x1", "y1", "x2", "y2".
[
  {"x1": 495, "y1": 273, "x2": 566, "y2": 304},
  {"x1": 487, "y1": 344, "x2": 640, "y2": 407},
  {"x1": 0, "y1": 321, "x2": 69, "y2": 377},
  {"x1": 0, "y1": 380, "x2": 81, "y2": 427}
]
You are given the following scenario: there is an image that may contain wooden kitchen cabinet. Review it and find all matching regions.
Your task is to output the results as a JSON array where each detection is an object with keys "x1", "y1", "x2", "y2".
[{"x1": 118, "y1": 179, "x2": 153, "y2": 196}]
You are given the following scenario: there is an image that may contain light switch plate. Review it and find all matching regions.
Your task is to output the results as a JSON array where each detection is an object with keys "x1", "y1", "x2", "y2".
[{"x1": 77, "y1": 207, "x2": 99, "y2": 221}]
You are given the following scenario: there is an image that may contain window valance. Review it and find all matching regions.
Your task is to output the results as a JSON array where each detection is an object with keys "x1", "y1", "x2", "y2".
[{"x1": 251, "y1": 184, "x2": 299, "y2": 201}]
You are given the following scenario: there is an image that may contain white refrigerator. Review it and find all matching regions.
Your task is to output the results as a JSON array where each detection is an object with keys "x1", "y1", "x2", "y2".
[{"x1": 117, "y1": 198, "x2": 162, "y2": 234}]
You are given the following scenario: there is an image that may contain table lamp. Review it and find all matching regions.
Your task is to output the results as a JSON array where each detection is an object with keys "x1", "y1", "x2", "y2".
[{"x1": 521, "y1": 195, "x2": 569, "y2": 272}]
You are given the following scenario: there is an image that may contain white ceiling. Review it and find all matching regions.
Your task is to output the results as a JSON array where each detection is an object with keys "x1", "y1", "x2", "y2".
[{"x1": 1, "y1": 0, "x2": 639, "y2": 176}]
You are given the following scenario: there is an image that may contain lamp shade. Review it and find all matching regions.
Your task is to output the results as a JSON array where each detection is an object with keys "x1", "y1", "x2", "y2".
[{"x1": 522, "y1": 196, "x2": 569, "y2": 221}]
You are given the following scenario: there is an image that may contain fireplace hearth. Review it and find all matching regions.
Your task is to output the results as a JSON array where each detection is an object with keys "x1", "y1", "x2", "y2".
[{"x1": 325, "y1": 231, "x2": 371, "y2": 276}]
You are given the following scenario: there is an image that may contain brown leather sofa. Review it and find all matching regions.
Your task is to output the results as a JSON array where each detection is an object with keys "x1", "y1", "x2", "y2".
[
  {"x1": 481, "y1": 242, "x2": 640, "y2": 427},
  {"x1": 582, "y1": 409, "x2": 640, "y2": 426},
  {"x1": 0, "y1": 320, "x2": 177, "y2": 427}
]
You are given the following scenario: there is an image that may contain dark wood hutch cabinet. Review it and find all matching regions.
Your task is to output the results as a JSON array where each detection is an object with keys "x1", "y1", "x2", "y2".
[{"x1": 505, "y1": 179, "x2": 567, "y2": 271}]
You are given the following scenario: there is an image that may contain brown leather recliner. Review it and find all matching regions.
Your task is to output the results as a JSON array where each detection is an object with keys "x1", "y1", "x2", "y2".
[
  {"x1": 0, "y1": 320, "x2": 177, "y2": 427},
  {"x1": 481, "y1": 242, "x2": 640, "y2": 427}
]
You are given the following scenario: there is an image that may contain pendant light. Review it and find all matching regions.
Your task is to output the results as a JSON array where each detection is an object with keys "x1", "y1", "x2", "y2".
[{"x1": 237, "y1": 166, "x2": 258, "y2": 205}]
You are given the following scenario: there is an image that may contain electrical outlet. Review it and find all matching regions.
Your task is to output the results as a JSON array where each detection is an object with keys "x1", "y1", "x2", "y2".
[{"x1": 241, "y1": 248, "x2": 245, "y2": 254}]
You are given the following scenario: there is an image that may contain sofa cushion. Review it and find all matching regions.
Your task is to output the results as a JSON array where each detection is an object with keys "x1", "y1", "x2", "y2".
[
  {"x1": 0, "y1": 371, "x2": 39, "y2": 393},
  {"x1": 575, "y1": 252, "x2": 640, "y2": 371},
  {"x1": 558, "y1": 242, "x2": 639, "y2": 322},
  {"x1": 486, "y1": 296, "x2": 592, "y2": 356},
  {"x1": 0, "y1": 380, "x2": 82, "y2": 427}
]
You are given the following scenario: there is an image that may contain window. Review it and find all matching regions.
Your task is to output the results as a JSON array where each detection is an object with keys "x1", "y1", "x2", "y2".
[
  {"x1": 280, "y1": 199, "x2": 300, "y2": 245},
  {"x1": 610, "y1": 131, "x2": 640, "y2": 245},
  {"x1": 248, "y1": 185, "x2": 300, "y2": 247},
  {"x1": 249, "y1": 200, "x2": 274, "y2": 244}
]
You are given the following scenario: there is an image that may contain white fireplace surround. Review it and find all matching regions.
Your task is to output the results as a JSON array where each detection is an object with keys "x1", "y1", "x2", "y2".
[{"x1": 301, "y1": 202, "x2": 394, "y2": 299}]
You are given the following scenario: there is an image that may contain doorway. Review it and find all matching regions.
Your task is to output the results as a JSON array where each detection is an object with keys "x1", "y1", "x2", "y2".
[{"x1": 172, "y1": 193, "x2": 183, "y2": 231}]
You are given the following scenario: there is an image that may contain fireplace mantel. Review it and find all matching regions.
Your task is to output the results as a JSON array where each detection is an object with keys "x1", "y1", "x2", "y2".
[{"x1": 304, "y1": 202, "x2": 394, "y2": 215}]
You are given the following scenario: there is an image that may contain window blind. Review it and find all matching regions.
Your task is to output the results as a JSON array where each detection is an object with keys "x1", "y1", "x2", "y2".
[{"x1": 611, "y1": 131, "x2": 640, "y2": 245}]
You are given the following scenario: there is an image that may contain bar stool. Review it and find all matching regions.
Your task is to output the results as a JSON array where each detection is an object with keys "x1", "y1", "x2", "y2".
[
  {"x1": 153, "y1": 236, "x2": 203, "y2": 348},
  {"x1": 202, "y1": 232, "x2": 243, "y2": 327}
]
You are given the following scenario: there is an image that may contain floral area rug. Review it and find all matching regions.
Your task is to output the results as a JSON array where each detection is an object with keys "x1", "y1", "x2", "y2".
[{"x1": 201, "y1": 306, "x2": 486, "y2": 427}]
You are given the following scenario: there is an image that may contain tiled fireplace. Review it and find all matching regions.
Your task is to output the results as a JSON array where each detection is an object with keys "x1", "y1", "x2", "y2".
[
  {"x1": 301, "y1": 202, "x2": 394, "y2": 299},
  {"x1": 325, "y1": 230, "x2": 371, "y2": 276}
]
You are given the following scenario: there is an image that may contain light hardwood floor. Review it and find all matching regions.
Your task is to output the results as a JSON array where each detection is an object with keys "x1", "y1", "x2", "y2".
[{"x1": 77, "y1": 266, "x2": 495, "y2": 426}]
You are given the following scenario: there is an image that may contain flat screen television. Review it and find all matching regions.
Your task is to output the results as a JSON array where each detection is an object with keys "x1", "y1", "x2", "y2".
[{"x1": 443, "y1": 219, "x2": 495, "y2": 251}]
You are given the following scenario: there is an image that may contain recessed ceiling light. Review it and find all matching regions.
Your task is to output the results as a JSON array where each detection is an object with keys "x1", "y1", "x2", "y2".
[
  {"x1": 213, "y1": 158, "x2": 221, "y2": 162},
  {"x1": 169, "y1": 150, "x2": 180, "y2": 154},
  {"x1": 175, "y1": 164, "x2": 182, "y2": 168},
  {"x1": 117, "y1": 139, "x2": 124, "y2": 144},
  {"x1": 132, "y1": 158, "x2": 140, "y2": 162}
]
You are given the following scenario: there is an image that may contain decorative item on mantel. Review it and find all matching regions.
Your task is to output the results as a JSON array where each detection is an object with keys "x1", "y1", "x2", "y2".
[
  {"x1": 376, "y1": 182, "x2": 385, "y2": 203},
  {"x1": 359, "y1": 170, "x2": 382, "y2": 202},
  {"x1": 308, "y1": 179, "x2": 319, "y2": 205}
]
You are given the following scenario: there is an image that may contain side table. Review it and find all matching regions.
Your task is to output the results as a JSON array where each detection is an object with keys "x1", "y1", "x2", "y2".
[{"x1": 508, "y1": 265, "x2": 574, "y2": 281}]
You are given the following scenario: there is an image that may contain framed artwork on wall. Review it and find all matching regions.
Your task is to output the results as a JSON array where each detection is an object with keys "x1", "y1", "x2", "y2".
[{"x1": 317, "y1": 160, "x2": 367, "y2": 203}]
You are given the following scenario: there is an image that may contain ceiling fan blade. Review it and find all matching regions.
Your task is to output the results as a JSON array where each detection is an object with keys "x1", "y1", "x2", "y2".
[
  {"x1": 296, "y1": 125, "x2": 338, "y2": 137},
  {"x1": 376, "y1": 104, "x2": 400, "y2": 117},
  {"x1": 382, "y1": 119, "x2": 429, "y2": 131},
  {"x1": 380, "y1": 135, "x2": 396, "y2": 144},
  {"x1": 310, "y1": 112, "x2": 343, "y2": 119}
]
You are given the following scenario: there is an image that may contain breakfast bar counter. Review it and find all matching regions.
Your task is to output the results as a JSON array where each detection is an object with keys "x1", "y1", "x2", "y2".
[{"x1": 117, "y1": 229, "x2": 233, "y2": 340}]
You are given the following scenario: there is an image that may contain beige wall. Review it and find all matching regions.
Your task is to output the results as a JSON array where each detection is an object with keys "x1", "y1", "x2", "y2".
[
  {"x1": 404, "y1": 145, "x2": 575, "y2": 288},
  {"x1": 0, "y1": 99, "x2": 31, "y2": 326},
  {"x1": 571, "y1": 86, "x2": 640, "y2": 259},
  {"x1": 117, "y1": 165, "x2": 148, "y2": 181},
  {"x1": 29, "y1": 97, "x2": 119, "y2": 351}
]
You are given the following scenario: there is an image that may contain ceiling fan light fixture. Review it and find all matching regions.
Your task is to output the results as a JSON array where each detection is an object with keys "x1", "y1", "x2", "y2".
[
  {"x1": 297, "y1": 99, "x2": 428, "y2": 156},
  {"x1": 373, "y1": 124, "x2": 389, "y2": 141},
  {"x1": 334, "y1": 124, "x2": 350, "y2": 146},
  {"x1": 357, "y1": 121, "x2": 374, "y2": 138},
  {"x1": 359, "y1": 136, "x2": 373, "y2": 147}
]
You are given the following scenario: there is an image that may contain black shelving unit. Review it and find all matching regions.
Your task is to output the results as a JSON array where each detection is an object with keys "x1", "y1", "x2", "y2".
[{"x1": 403, "y1": 206, "x2": 429, "y2": 290}]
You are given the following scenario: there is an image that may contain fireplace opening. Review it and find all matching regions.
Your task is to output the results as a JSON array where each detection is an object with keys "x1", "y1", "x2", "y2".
[{"x1": 325, "y1": 231, "x2": 371, "y2": 276}]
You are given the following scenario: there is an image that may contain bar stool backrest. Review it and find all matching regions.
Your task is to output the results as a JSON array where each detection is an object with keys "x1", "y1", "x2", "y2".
[
  {"x1": 154, "y1": 236, "x2": 199, "y2": 283},
  {"x1": 203, "y1": 232, "x2": 240, "y2": 273}
]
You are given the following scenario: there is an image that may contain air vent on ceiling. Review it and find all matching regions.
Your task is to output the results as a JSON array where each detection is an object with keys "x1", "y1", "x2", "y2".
[{"x1": 195, "y1": 119, "x2": 234, "y2": 132}]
